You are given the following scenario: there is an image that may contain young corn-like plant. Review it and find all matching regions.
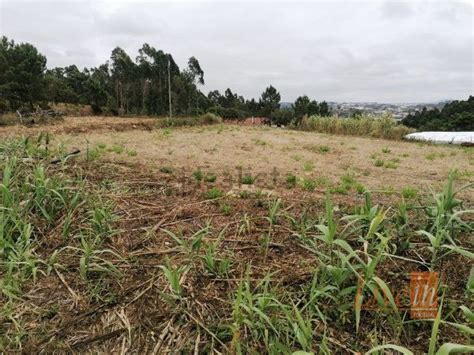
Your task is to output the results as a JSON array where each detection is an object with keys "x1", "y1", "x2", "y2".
[
  {"x1": 162, "y1": 225, "x2": 210, "y2": 260},
  {"x1": 202, "y1": 241, "x2": 231, "y2": 277},
  {"x1": 64, "y1": 234, "x2": 122, "y2": 280},
  {"x1": 418, "y1": 170, "x2": 474, "y2": 269},
  {"x1": 159, "y1": 259, "x2": 188, "y2": 300}
]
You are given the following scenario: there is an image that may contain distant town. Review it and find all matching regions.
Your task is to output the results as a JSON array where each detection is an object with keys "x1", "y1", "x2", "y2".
[{"x1": 326, "y1": 101, "x2": 450, "y2": 120}]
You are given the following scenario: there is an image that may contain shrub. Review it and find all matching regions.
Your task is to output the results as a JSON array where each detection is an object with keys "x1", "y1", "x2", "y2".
[
  {"x1": 299, "y1": 115, "x2": 413, "y2": 140},
  {"x1": 193, "y1": 169, "x2": 203, "y2": 181},
  {"x1": 205, "y1": 173, "x2": 217, "y2": 183},
  {"x1": 208, "y1": 106, "x2": 248, "y2": 119},
  {"x1": 220, "y1": 204, "x2": 232, "y2": 215},
  {"x1": 108, "y1": 144, "x2": 125, "y2": 154},
  {"x1": 241, "y1": 174, "x2": 255, "y2": 185},
  {"x1": 401, "y1": 187, "x2": 418, "y2": 199},
  {"x1": 156, "y1": 113, "x2": 222, "y2": 128},
  {"x1": 269, "y1": 108, "x2": 295, "y2": 126},
  {"x1": 302, "y1": 178, "x2": 317, "y2": 191},
  {"x1": 286, "y1": 173, "x2": 297, "y2": 188},
  {"x1": 355, "y1": 183, "x2": 366, "y2": 194},
  {"x1": 204, "y1": 187, "x2": 223, "y2": 199},
  {"x1": 384, "y1": 161, "x2": 398, "y2": 169},
  {"x1": 374, "y1": 159, "x2": 384, "y2": 167},
  {"x1": 319, "y1": 145, "x2": 330, "y2": 153}
]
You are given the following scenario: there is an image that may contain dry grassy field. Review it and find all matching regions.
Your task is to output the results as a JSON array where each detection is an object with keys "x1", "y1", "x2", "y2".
[
  {"x1": 0, "y1": 117, "x2": 473, "y2": 353},
  {"x1": 74, "y1": 124, "x2": 472, "y2": 193},
  {"x1": 9, "y1": 116, "x2": 472, "y2": 198}
]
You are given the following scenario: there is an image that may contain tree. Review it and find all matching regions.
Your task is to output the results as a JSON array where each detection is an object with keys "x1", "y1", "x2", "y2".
[
  {"x1": 402, "y1": 96, "x2": 474, "y2": 131},
  {"x1": 259, "y1": 85, "x2": 280, "y2": 117},
  {"x1": 269, "y1": 108, "x2": 295, "y2": 126},
  {"x1": 293, "y1": 95, "x2": 311, "y2": 119},
  {"x1": 110, "y1": 47, "x2": 136, "y2": 114},
  {"x1": 0, "y1": 36, "x2": 47, "y2": 110},
  {"x1": 208, "y1": 90, "x2": 222, "y2": 106},
  {"x1": 292, "y1": 95, "x2": 330, "y2": 124},
  {"x1": 186, "y1": 57, "x2": 204, "y2": 85},
  {"x1": 293, "y1": 95, "x2": 321, "y2": 121},
  {"x1": 319, "y1": 101, "x2": 331, "y2": 116},
  {"x1": 245, "y1": 98, "x2": 259, "y2": 116}
]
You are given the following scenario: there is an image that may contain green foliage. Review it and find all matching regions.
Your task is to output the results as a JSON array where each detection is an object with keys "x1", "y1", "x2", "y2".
[
  {"x1": 241, "y1": 174, "x2": 255, "y2": 185},
  {"x1": 193, "y1": 169, "x2": 203, "y2": 181},
  {"x1": 259, "y1": 85, "x2": 281, "y2": 117},
  {"x1": 319, "y1": 145, "x2": 330, "y2": 153},
  {"x1": 269, "y1": 108, "x2": 295, "y2": 126},
  {"x1": 204, "y1": 187, "x2": 223, "y2": 199},
  {"x1": 300, "y1": 115, "x2": 413, "y2": 140},
  {"x1": 0, "y1": 36, "x2": 47, "y2": 111},
  {"x1": 403, "y1": 96, "x2": 474, "y2": 131},
  {"x1": 292, "y1": 95, "x2": 331, "y2": 124},
  {"x1": 401, "y1": 187, "x2": 418, "y2": 199},
  {"x1": 159, "y1": 260, "x2": 187, "y2": 299},
  {"x1": 202, "y1": 242, "x2": 231, "y2": 277},
  {"x1": 384, "y1": 160, "x2": 398, "y2": 169},
  {"x1": 286, "y1": 173, "x2": 297, "y2": 188},
  {"x1": 374, "y1": 159, "x2": 384, "y2": 167},
  {"x1": 0, "y1": 136, "x2": 121, "y2": 300},
  {"x1": 205, "y1": 173, "x2": 217, "y2": 183},
  {"x1": 157, "y1": 113, "x2": 222, "y2": 128},
  {"x1": 220, "y1": 204, "x2": 232, "y2": 215},
  {"x1": 208, "y1": 105, "x2": 248, "y2": 119},
  {"x1": 302, "y1": 177, "x2": 317, "y2": 191},
  {"x1": 417, "y1": 170, "x2": 474, "y2": 268}
]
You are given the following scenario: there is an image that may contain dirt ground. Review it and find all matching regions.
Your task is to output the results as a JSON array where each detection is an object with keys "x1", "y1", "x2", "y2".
[
  {"x1": 1, "y1": 116, "x2": 472, "y2": 352},
  {"x1": 0, "y1": 116, "x2": 157, "y2": 136}
]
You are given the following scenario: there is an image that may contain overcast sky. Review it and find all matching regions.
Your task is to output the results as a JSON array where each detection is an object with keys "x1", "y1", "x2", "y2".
[{"x1": 1, "y1": 0, "x2": 473, "y2": 102}]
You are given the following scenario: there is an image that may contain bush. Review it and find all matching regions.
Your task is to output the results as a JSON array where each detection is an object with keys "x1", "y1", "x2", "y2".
[
  {"x1": 197, "y1": 112, "x2": 223, "y2": 125},
  {"x1": 156, "y1": 113, "x2": 222, "y2": 128},
  {"x1": 205, "y1": 173, "x2": 217, "y2": 183},
  {"x1": 299, "y1": 115, "x2": 414, "y2": 140},
  {"x1": 269, "y1": 108, "x2": 295, "y2": 126},
  {"x1": 241, "y1": 174, "x2": 255, "y2": 185},
  {"x1": 204, "y1": 187, "x2": 223, "y2": 199},
  {"x1": 286, "y1": 173, "x2": 297, "y2": 188},
  {"x1": 208, "y1": 106, "x2": 248, "y2": 119}
]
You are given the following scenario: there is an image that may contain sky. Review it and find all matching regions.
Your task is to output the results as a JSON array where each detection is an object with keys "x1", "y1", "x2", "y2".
[{"x1": 1, "y1": 0, "x2": 473, "y2": 103}]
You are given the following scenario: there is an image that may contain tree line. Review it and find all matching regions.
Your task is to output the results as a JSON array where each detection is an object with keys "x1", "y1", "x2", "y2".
[
  {"x1": 0, "y1": 36, "x2": 331, "y2": 124},
  {"x1": 402, "y1": 96, "x2": 474, "y2": 131}
]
